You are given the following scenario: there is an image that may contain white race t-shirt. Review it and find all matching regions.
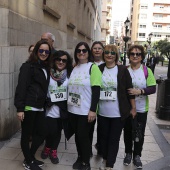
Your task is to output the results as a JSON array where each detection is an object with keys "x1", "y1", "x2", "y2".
[
  {"x1": 99, "y1": 66, "x2": 121, "y2": 118},
  {"x1": 46, "y1": 77, "x2": 68, "y2": 118}
]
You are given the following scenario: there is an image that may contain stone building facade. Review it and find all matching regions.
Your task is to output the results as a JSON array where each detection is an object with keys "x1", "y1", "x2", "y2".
[{"x1": 0, "y1": 0, "x2": 102, "y2": 139}]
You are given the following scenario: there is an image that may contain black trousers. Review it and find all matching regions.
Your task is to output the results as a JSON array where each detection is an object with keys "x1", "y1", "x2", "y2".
[
  {"x1": 45, "y1": 116, "x2": 62, "y2": 150},
  {"x1": 21, "y1": 111, "x2": 46, "y2": 164},
  {"x1": 98, "y1": 115, "x2": 124, "y2": 168},
  {"x1": 124, "y1": 112, "x2": 148, "y2": 157},
  {"x1": 69, "y1": 113, "x2": 92, "y2": 164}
]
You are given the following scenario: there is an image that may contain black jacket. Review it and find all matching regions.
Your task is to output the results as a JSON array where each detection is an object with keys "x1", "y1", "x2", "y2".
[
  {"x1": 14, "y1": 62, "x2": 50, "y2": 112},
  {"x1": 99, "y1": 63, "x2": 135, "y2": 120}
]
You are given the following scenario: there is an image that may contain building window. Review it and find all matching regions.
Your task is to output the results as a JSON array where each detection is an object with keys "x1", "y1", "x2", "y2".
[
  {"x1": 167, "y1": 25, "x2": 170, "y2": 30},
  {"x1": 141, "y1": 4, "x2": 148, "y2": 9},
  {"x1": 153, "y1": 24, "x2": 162, "y2": 29},
  {"x1": 154, "y1": 34, "x2": 161, "y2": 37},
  {"x1": 139, "y1": 24, "x2": 146, "y2": 28},
  {"x1": 154, "y1": 14, "x2": 163, "y2": 19},
  {"x1": 166, "y1": 35, "x2": 170, "y2": 38},
  {"x1": 140, "y1": 14, "x2": 147, "y2": 19},
  {"x1": 138, "y1": 33, "x2": 145, "y2": 38}
]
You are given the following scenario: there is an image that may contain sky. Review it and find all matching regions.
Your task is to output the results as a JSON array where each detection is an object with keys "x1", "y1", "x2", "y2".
[{"x1": 112, "y1": 0, "x2": 131, "y2": 21}]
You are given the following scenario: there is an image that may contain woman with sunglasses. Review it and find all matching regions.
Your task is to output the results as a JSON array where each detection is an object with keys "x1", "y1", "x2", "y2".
[
  {"x1": 98, "y1": 44, "x2": 136, "y2": 170},
  {"x1": 89, "y1": 41, "x2": 104, "y2": 157},
  {"x1": 14, "y1": 40, "x2": 52, "y2": 170},
  {"x1": 41, "y1": 50, "x2": 73, "y2": 164},
  {"x1": 68, "y1": 42, "x2": 101, "y2": 170},
  {"x1": 123, "y1": 45, "x2": 156, "y2": 169}
]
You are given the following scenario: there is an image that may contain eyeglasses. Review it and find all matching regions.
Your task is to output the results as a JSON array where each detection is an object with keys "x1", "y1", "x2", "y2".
[
  {"x1": 130, "y1": 52, "x2": 141, "y2": 57},
  {"x1": 38, "y1": 49, "x2": 50, "y2": 54},
  {"x1": 104, "y1": 51, "x2": 116, "y2": 55},
  {"x1": 93, "y1": 47, "x2": 103, "y2": 51},
  {"x1": 77, "y1": 49, "x2": 88, "y2": 53},
  {"x1": 55, "y1": 58, "x2": 67, "y2": 63}
]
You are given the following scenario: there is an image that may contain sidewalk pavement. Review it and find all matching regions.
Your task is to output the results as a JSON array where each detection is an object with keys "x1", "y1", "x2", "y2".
[{"x1": 0, "y1": 66, "x2": 170, "y2": 170}]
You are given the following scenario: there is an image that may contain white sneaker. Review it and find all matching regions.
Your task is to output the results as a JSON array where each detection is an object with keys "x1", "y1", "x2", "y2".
[
  {"x1": 105, "y1": 167, "x2": 113, "y2": 170},
  {"x1": 99, "y1": 160, "x2": 106, "y2": 170}
]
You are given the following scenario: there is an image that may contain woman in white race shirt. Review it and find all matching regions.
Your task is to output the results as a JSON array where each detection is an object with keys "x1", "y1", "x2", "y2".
[
  {"x1": 123, "y1": 45, "x2": 156, "y2": 169},
  {"x1": 98, "y1": 44, "x2": 136, "y2": 170},
  {"x1": 68, "y1": 42, "x2": 102, "y2": 170},
  {"x1": 41, "y1": 51, "x2": 73, "y2": 164}
]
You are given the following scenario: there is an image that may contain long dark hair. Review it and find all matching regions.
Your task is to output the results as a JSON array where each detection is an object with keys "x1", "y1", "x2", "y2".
[
  {"x1": 52, "y1": 50, "x2": 73, "y2": 78},
  {"x1": 74, "y1": 42, "x2": 92, "y2": 65},
  {"x1": 27, "y1": 40, "x2": 52, "y2": 66}
]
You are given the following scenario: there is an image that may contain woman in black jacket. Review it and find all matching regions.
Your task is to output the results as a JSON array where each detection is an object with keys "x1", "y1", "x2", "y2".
[{"x1": 14, "y1": 40, "x2": 52, "y2": 170}]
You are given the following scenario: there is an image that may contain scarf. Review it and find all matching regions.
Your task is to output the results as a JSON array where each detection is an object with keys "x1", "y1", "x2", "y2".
[{"x1": 50, "y1": 68, "x2": 67, "y2": 86}]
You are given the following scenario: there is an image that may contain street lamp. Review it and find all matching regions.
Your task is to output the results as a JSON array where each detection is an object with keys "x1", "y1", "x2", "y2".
[{"x1": 123, "y1": 17, "x2": 130, "y2": 65}]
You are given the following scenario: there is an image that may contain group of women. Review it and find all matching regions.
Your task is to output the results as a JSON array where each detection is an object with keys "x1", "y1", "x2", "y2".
[{"x1": 15, "y1": 39, "x2": 156, "y2": 170}]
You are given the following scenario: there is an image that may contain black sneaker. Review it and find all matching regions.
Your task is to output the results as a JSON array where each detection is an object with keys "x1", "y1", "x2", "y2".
[
  {"x1": 79, "y1": 163, "x2": 91, "y2": 170},
  {"x1": 33, "y1": 159, "x2": 44, "y2": 167},
  {"x1": 133, "y1": 155, "x2": 142, "y2": 169},
  {"x1": 123, "y1": 153, "x2": 132, "y2": 166},
  {"x1": 73, "y1": 157, "x2": 82, "y2": 169},
  {"x1": 23, "y1": 161, "x2": 42, "y2": 170}
]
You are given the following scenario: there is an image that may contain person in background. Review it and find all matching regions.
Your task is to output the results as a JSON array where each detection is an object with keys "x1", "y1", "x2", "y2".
[
  {"x1": 41, "y1": 50, "x2": 73, "y2": 164},
  {"x1": 98, "y1": 44, "x2": 136, "y2": 170},
  {"x1": 91, "y1": 41, "x2": 104, "y2": 66},
  {"x1": 68, "y1": 42, "x2": 101, "y2": 170},
  {"x1": 41, "y1": 32, "x2": 57, "y2": 54},
  {"x1": 149, "y1": 54, "x2": 157, "y2": 74},
  {"x1": 14, "y1": 40, "x2": 52, "y2": 170},
  {"x1": 89, "y1": 41, "x2": 104, "y2": 157},
  {"x1": 123, "y1": 45, "x2": 156, "y2": 169},
  {"x1": 28, "y1": 45, "x2": 35, "y2": 55}
]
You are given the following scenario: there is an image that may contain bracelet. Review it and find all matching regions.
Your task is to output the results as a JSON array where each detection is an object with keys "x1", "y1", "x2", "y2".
[{"x1": 141, "y1": 89, "x2": 143, "y2": 95}]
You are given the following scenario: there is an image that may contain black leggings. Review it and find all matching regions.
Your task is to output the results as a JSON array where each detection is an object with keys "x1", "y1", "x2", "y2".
[
  {"x1": 45, "y1": 116, "x2": 62, "y2": 150},
  {"x1": 21, "y1": 111, "x2": 46, "y2": 164},
  {"x1": 124, "y1": 112, "x2": 148, "y2": 157},
  {"x1": 98, "y1": 115, "x2": 124, "y2": 168},
  {"x1": 69, "y1": 113, "x2": 92, "y2": 164}
]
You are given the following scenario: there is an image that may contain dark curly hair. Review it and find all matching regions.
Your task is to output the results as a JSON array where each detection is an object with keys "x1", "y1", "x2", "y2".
[
  {"x1": 74, "y1": 42, "x2": 92, "y2": 65},
  {"x1": 127, "y1": 45, "x2": 145, "y2": 63},
  {"x1": 51, "y1": 50, "x2": 73, "y2": 78}
]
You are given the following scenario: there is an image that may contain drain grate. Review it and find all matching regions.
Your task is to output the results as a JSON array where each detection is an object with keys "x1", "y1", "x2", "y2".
[{"x1": 157, "y1": 124, "x2": 170, "y2": 130}]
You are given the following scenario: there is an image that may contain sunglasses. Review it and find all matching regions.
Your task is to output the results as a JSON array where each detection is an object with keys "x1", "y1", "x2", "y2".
[
  {"x1": 130, "y1": 52, "x2": 141, "y2": 57},
  {"x1": 56, "y1": 58, "x2": 67, "y2": 63},
  {"x1": 77, "y1": 49, "x2": 88, "y2": 53},
  {"x1": 104, "y1": 51, "x2": 116, "y2": 55},
  {"x1": 38, "y1": 49, "x2": 50, "y2": 54}
]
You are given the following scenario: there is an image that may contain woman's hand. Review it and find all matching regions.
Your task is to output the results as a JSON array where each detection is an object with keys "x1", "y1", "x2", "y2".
[
  {"x1": 128, "y1": 88, "x2": 141, "y2": 95},
  {"x1": 17, "y1": 112, "x2": 24, "y2": 121},
  {"x1": 88, "y1": 111, "x2": 96, "y2": 123},
  {"x1": 130, "y1": 108, "x2": 136, "y2": 118}
]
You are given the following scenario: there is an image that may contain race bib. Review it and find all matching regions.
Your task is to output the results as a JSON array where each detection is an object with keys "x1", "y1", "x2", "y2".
[
  {"x1": 100, "y1": 87, "x2": 117, "y2": 100},
  {"x1": 67, "y1": 92, "x2": 81, "y2": 107},
  {"x1": 135, "y1": 95, "x2": 145, "y2": 101},
  {"x1": 50, "y1": 88, "x2": 67, "y2": 102}
]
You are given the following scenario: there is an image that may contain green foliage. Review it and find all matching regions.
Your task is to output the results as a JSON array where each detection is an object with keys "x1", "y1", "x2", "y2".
[{"x1": 156, "y1": 39, "x2": 170, "y2": 59}]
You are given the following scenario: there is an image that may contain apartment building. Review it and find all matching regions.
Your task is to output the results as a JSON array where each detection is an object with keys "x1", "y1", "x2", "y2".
[
  {"x1": 130, "y1": 0, "x2": 170, "y2": 45},
  {"x1": 0, "y1": 0, "x2": 102, "y2": 139},
  {"x1": 101, "y1": 0, "x2": 113, "y2": 45}
]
